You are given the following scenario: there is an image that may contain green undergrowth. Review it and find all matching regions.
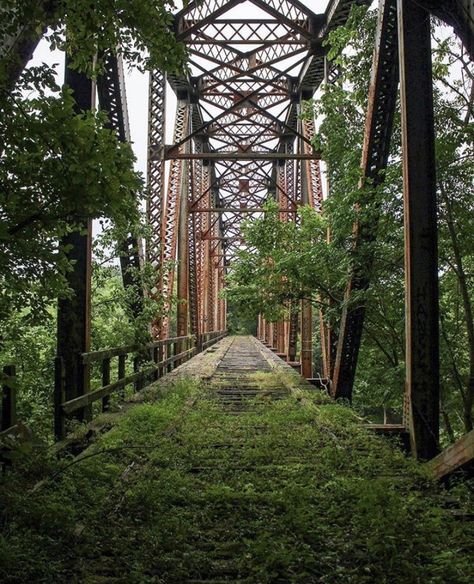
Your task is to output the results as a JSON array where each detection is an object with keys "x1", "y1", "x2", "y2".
[{"x1": 0, "y1": 375, "x2": 473, "y2": 583}]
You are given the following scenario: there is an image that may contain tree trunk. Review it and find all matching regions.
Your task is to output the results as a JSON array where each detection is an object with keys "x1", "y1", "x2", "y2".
[{"x1": 440, "y1": 182, "x2": 474, "y2": 432}]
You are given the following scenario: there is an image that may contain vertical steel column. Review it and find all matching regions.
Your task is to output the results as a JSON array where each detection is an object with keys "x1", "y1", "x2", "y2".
[
  {"x1": 276, "y1": 322, "x2": 285, "y2": 355},
  {"x1": 56, "y1": 56, "x2": 93, "y2": 422},
  {"x1": 207, "y1": 245, "x2": 215, "y2": 332},
  {"x1": 177, "y1": 155, "x2": 190, "y2": 341},
  {"x1": 288, "y1": 301, "x2": 298, "y2": 362},
  {"x1": 214, "y1": 248, "x2": 221, "y2": 330},
  {"x1": 200, "y1": 164, "x2": 211, "y2": 333},
  {"x1": 283, "y1": 140, "x2": 299, "y2": 362},
  {"x1": 275, "y1": 159, "x2": 287, "y2": 355},
  {"x1": 299, "y1": 127, "x2": 313, "y2": 379},
  {"x1": 272, "y1": 324, "x2": 278, "y2": 351},
  {"x1": 266, "y1": 321, "x2": 272, "y2": 347},
  {"x1": 223, "y1": 296, "x2": 227, "y2": 332},
  {"x1": 217, "y1": 256, "x2": 224, "y2": 331},
  {"x1": 332, "y1": 0, "x2": 399, "y2": 400},
  {"x1": 207, "y1": 187, "x2": 218, "y2": 332},
  {"x1": 159, "y1": 101, "x2": 189, "y2": 338},
  {"x1": 97, "y1": 53, "x2": 144, "y2": 319},
  {"x1": 147, "y1": 71, "x2": 167, "y2": 337},
  {"x1": 398, "y1": 0, "x2": 439, "y2": 459},
  {"x1": 189, "y1": 145, "x2": 202, "y2": 345},
  {"x1": 301, "y1": 117, "x2": 327, "y2": 378}
]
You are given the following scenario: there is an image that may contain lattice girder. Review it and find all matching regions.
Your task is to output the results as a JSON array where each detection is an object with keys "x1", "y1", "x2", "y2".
[
  {"x1": 147, "y1": 0, "x2": 371, "y2": 329},
  {"x1": 147, "y1": 71, "x2": 167, "y2": 274},
  {"x1": 158, "y1": 102, "x2": 190, "y2": 338}
]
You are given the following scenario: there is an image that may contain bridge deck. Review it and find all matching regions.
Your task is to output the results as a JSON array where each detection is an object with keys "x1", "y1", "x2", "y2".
[
  {"x1": 3, "y1": 336, "x2": 471, "y2": 582},
  {"x1": 80, "y1": 337, "x2": 470, "y2": 582}
]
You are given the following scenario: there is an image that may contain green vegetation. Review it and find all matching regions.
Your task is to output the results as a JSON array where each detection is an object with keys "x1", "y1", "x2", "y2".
[
  {"x1": 0, "y1": 1, "x2": 185, "y2": 439},
  {"x1": 0, "y1": 0, "x2": 186, "y2": 84},
  {"x1": 225, "y1": 7, "x2": 474, "y2": 441},
  {"x1": 1, "y1": 375, "x2": 473, "y2": 582},
  {"x1": 1, "y1": 4, "x2": 473, "y2": 580}
]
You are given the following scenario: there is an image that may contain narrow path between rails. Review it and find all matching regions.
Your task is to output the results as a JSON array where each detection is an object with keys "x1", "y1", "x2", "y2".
[{"x1": 1, "y1": 337, "x2": 472, "y2": 583}]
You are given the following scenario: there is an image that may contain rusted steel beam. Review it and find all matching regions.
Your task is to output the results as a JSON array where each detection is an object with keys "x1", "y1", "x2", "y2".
[
  {"x1": 250, "y1": 0, "x2": 320, "y2": 38},
  {"x1": 176, "y1": 0, "x2": 319, "y2": 41},
  {"x1": 299, "y1": 115, "x2": 326, "y2": 379},
  {"x1": 56, "y1": 56, "x2": 93, "y2": 424},
  {"x1": 147, "y1": 71, "x2": 167, "y2": 334},
  {"x1": 158, "y1": 102, "x2": 190, "y2": 339},
  {"x1": 164, "y1": 53, "x2": 312, "y2": 153},
  {"x1": 161, "y1": 0, "x2": 365, "y2": 291},
  {"x1": 190, "y1": 207, "x2": 294, "y2": 213},
  {"x1": 288, "y1": 302, "x2": 298, "y2": 362},
  {"x1": 163, "y1": 150, "x2": 320, "y2": 161},
  {"x1": 189, "y1": 145, "x2": 203, "y2": 342},
  {"x1": 301, "y1": 118, "x2": 324, "y2": 213},
  {"x1": 332, "y1": 0, "x2": 399, "y2": 401},
  {"x1": 398, "y1": 0, "x2": 440, "y2": 460},
  {"x1": 175, "y1": 0, "x2": 244, "y2": 39},
  {"x1": 97, "y1": 53, "x2": 131, "y2": 143},
  {"x1": 97, "y1": 53, "x2": 144, "y2": 318},
  {"x1": 177, "y1": 155, "x2": 190, "y2": 344}
]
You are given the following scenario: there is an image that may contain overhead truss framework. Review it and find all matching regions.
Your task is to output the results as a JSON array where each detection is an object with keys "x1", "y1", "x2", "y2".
[
  {"x1": 144, "y1": 0, "x2": 472, "y2": 459},
  {"x1": 147, "y1": 0, "x2": 375, "y2": 340}
]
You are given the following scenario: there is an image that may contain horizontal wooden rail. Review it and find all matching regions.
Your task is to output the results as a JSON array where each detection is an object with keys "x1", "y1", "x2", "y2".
[
  {"x1": 428, "y1": 429, "x2": 474, "y2": 480},
  {"x1": 82, "y1": 335, "x2": 191, "y2": 364},
  {"x1": 63, "y1": 345, "x2": 199, "y2": 415}
]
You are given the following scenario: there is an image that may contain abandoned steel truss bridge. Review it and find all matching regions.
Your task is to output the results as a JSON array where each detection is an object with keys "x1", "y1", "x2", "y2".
[{"x1": 2, "y1": 0, "x2": 474, "y2": 469}]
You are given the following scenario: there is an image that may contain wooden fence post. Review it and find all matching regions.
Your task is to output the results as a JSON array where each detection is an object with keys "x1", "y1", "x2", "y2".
[
  {"x1": 153, "y1": 347, "x2": 159, "y2": 381},
  {"x1": 101, "y1": 358, "x2": 111, "y2": 412},
  {"x1": 2, "y1": 365, "x2": 17, "y2": 432},
  {"x1": 158, "y1": 344, "x2": 164, "y2": 378},
  {"x1": 118, "y1": 355, "x2": 126, "y2": 399},
  {"x1": 133, "y1": 356, "x2": 141, "y2": 392}
]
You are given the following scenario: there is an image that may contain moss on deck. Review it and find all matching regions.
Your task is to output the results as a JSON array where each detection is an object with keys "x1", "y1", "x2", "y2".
[{"x1": 1, "y1": 371, "x2": 473, "y2": 583}]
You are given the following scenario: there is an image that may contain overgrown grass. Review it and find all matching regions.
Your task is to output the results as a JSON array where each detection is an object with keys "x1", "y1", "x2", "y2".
[{"x1": 0, "y1": 376, "x2": 473, "y2": 583}]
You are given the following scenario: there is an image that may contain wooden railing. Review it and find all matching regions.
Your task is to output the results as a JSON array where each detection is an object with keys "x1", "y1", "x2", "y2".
[
  {"x1": 201, "y1": 330, "x2": 227, "y2": 350},
  {"x1": 54, "y1": 331, "x2": 227, "y2": 440}
]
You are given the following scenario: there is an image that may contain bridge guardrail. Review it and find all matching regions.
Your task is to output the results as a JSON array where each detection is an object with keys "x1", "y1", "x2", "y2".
[
  {"x1": 55, "y1": 331, "x2": 227, "y2": 440},
  {"x1": 201, "y1": 330, "x2": 227, "y2": 350}
]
